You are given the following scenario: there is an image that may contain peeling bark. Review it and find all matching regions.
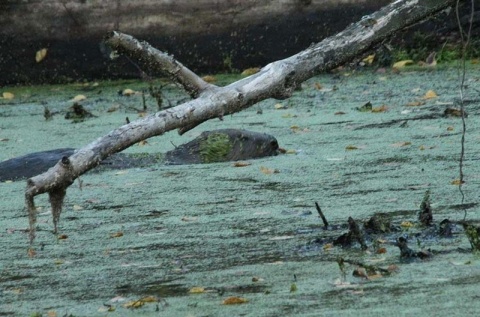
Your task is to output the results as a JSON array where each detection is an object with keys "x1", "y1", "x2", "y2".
[{"x1": 25, "y1": 0, "x2": 457, "y2": 243}]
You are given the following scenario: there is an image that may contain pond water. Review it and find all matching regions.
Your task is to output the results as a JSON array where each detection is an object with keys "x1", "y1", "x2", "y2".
[{"x1": 1, "y1": 67, "x2": 480, "y2": 316}]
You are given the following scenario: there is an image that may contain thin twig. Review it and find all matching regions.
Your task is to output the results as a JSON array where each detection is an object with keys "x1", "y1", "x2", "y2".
[
  {"x1": 315, "y1": 202, "x2": 329, "y2": 228},
  {"x1": 455, "y1": 0, "x2": 474, "y2": 220}
]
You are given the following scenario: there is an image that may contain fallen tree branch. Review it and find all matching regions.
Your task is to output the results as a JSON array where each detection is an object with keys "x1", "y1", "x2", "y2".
[{"x1": 25, "y1": 0, "x2": 457, "y2": 243}]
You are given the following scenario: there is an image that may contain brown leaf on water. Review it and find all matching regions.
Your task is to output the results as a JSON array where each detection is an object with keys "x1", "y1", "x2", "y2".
[
  {"x1": 376, "y1": 247, "x2": 387, "y2": 254},
  {"x1": 314, "y1": 82, "x2": 322, "y2": 90},
  {"x1": 140, "y1": 296, "x2": 157, "y2": 303},
  {"x1": 233, "y1": 161, "x2": 251, "y2": 167},
  {"x1": 123, "y1": 300, "x2": 144, "y2": 309},
  {"x1": 110, "y1": 232, "x2": 123, "y2": 238},
  {"x1": 223, "y1": 296, "x2": 248, "y2": 305},
  {"x1": 345, "y1": 145, "x2": 358, "y2": 150},
  {"x1": 451, "y1": 179, "x2": 464, "y2": 185},
  {"x1": 36, "y1": 48, "x2": 48, "y2": 62},
  {"x1": 391, "y1": 141, "x2": 411, "y2": 147},
  {"x1": 447, "y1": 126, "x2": 454, "y2": 131},
  {"x1": 57, "y1": 234, "x2": 68, "y2": 240},
  {"x1": 371, "y1": 105, "x2": 388, "y2": 113},
  {"x1": 47, "y1": 310, "x2": 57, "y2": 317},
  {"x1": 406, "y1": 101, "x2": 425, "y2": 107},
  {"x1": 28, "y1": 248, "x2": 36, "y2": 258},
  {"x1": 260, "y1": 166, "x2": 279, "y2": 174}
]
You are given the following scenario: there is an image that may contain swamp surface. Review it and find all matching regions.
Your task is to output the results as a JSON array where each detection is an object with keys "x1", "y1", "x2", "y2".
[{"x1": 1, "y1": 66, "x2": 480, "y2": 316}]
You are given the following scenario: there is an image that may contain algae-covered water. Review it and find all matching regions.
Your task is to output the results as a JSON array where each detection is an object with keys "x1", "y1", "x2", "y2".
[{"x1": 1, "y1": 67, "x2": 480, "y2": 316}]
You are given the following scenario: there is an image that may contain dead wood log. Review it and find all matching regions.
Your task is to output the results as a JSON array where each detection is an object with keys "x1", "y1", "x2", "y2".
[{"x1": 25, "y1": 0, "x2": 457, "y2": 244}]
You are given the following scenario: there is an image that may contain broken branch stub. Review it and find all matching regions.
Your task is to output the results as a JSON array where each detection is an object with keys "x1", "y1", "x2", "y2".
[{"x1": 25, "y1": 0, "x2": 457, "y2": 244}]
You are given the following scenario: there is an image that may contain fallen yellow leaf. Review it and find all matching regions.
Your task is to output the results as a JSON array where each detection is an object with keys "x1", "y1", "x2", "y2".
[
  {"x1": 241, "y1": 67, "x2": 260, "y2": 76},
  {"x1": 400, "y1": 221, "x2": 414, "y2": 228},
  {"x1": 123, "y1": 300, "x2": 144, "y2": 309},
  {"x1": 36, "y1": 48, "x2": 48, "y2": 62},
  {"x1": 451, "y1": 179, "x2": 464, "y2": 185},
  {"x1": 422, "y1": 90, "x2": 438, "y2": 99},
  {"x1": 2, "y1": 92, "x2": 14, "y2": 99},
  {"x1": 122, "y1": 88, "x2": 137, "y2": 96},
  {"x1": 345, "y1": 145, "x2": 358, "y2": 150},
  {"x1": 189, "y1": 287, "x2": 205, "y2": 294},
  {"x1": 362, "y1": 54, "x2": 375, "y2": 65},
  {"x1": 260, "y1": 166, "x2": 278, "y2": 174},
  {"x1": 392, "y1": 60, "x2": 414, "y2": 68},
  {"x1": 70, "y1": 94, "x2": 87, "y2": 102},
  {"x1": 202, "y1": 75, "x2": 216, "y2": 83}
]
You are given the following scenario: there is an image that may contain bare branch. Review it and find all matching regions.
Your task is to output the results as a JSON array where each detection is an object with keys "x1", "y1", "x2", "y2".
[
  {"x1": 26, "y1": 0, "x2": 457, "y2": 243},
  {"x1": 103, "y1": 31, "x2": 216, "y2": 98}
]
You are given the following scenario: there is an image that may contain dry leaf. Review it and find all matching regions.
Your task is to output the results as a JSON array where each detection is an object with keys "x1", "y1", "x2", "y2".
[
  {"x1": 447, "y1": 126, "x2": 454, "y2": 131},
  {"x1": 451, "y1": 179, "x2": 464, "y2": 185},
  {"x1": 28, "y1": 248, "x2": 36, "y2": 258},
  {"x1": 260, "y1": 166, "x2": 278, "y2": 174},
  {"x1": 202, "y1": 75, "x2": 216, "y2": 83},
  {"x1": 391, "y1": 141, "x2": 411, "y2": 147},
  {"x1": 189, "y1": 287, "x2": 205, "y2": 294},
  {"x1": 323, "y1": 243, "x2": 333, "y2": 251},
  {"x1": 70, "y1": 94, "x2": 87, "y2": 102},
  {"x1": 140, "y1": 296, "x2": 157, "y2": 303},
  {"x1": 392, "y1": 60, "x2": 414, "y2": 68},
  {"x1": 345, "y1": 145, "x2": 358, "y2": 150},
  {"x1": 400, "y1": 221, "x2": 414, "y2": 228},
  {"x1": 47, "y1": 310, "x2": 57, "y2": 317},
  {"x1": 422, "y1": 90, "x2": 438, "y2": 99},
  {"x1": 241, "y1": 67, "x2": 260, "y2": 76},
  {"x1": 36, "y1": 48, "x2": 48, "y2": 62},
  {"x1": 123, "y1": 300, "x2": 144, "y2": 309},
  {"x1": 57, "y1": 234, "x2": 68, "y2": 240},
  {"x1": 137, "y1": 140, "x2": 148, "y2": 146},
  {"x1": 122, "y1": 88, "x2": 137, "y2": 96},
  {"x1": 314, "y1": 82, "x2": 322, "y2": 90},
  {"x1": 222, "y1": 296, "x2": 248, "y2": 305},
  {"x1": 362, "y1": 54, "x2": 375, "y2": 65},
  {"x1": 107, "y1": 105, "x2": 120, "y2": 112},
  {"x1": 233, "y1": 161, "x2": 251, "y2": 167},
  {"x1": 371, "y1": 105, "x2": 388, "y2": 113},
  {"x1": 110, "y1": 232, "x2": 123, "y2": 238},
  {"x1": 376, "y1": 247, "x2": 387, "y2": 254},
  {"x1": 2, "y1": 92, "x2": 14, "y2": 99},
  {"x1": 419, "y1": 145, "x2": 425, "y2": 151},
  {"x1": 54, "y1": 259, "x2": 64, "y2": 265},
  {"x1": 406, "y1": 101, "x2": 425, "y2": 107}
]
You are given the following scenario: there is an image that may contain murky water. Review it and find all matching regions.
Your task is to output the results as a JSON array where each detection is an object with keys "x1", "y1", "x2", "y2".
[{"x1": 1, "y1": 68, "x2": 480, "y2": 316}]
